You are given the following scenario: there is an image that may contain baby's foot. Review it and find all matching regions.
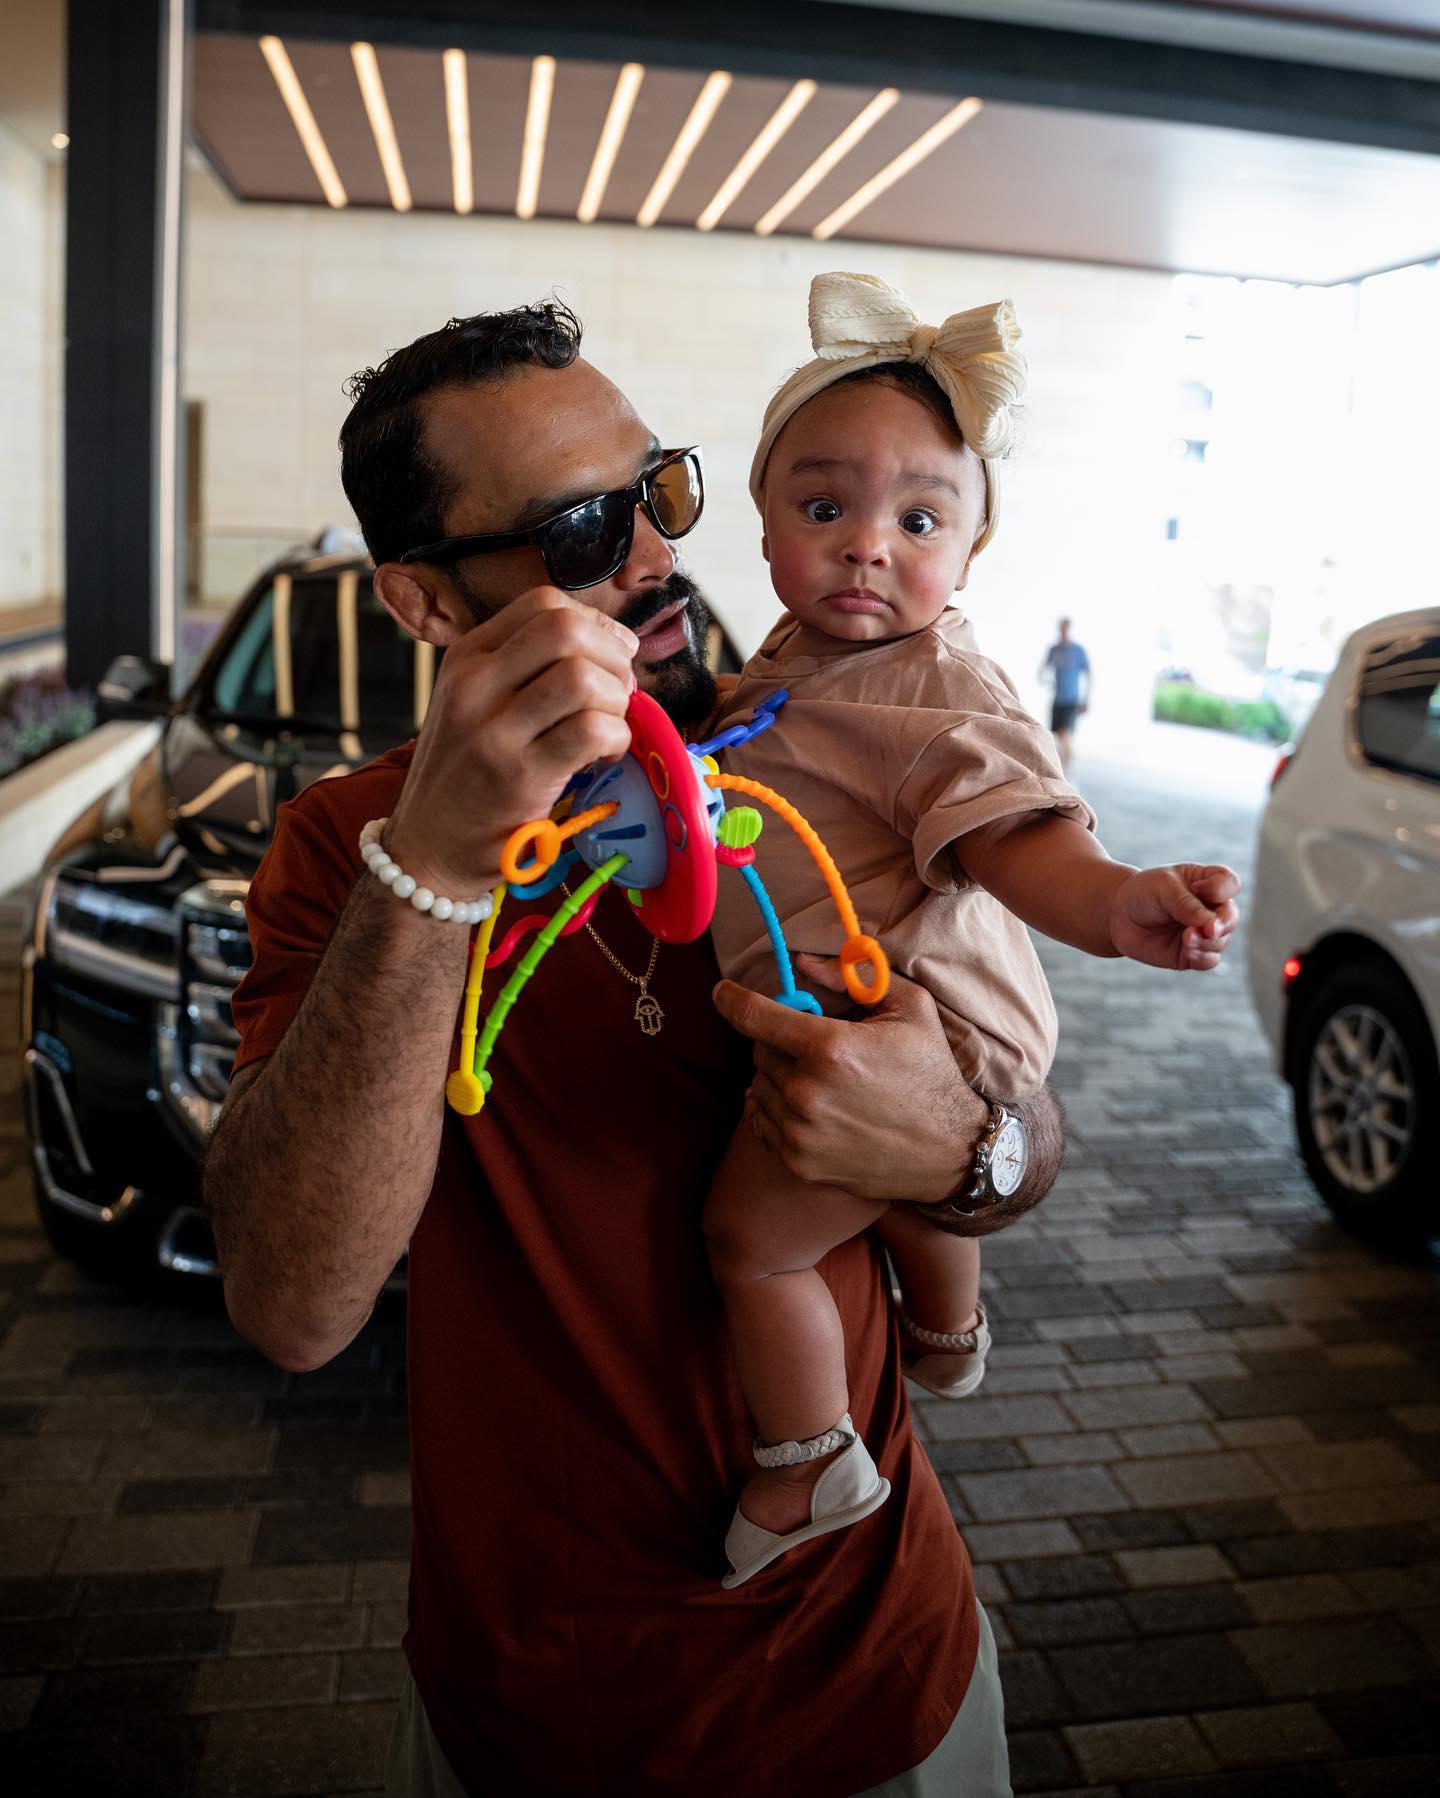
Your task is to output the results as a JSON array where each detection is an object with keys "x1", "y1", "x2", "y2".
[
  {"x1": 736, "y1": 1459, "x2": 829, "y2": 1537},
  {"x1": 901, "y1": 1305, "x2": 992, "y2": 1399}
]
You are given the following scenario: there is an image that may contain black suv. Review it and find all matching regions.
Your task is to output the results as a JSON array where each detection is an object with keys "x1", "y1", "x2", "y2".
[{"x1": 23, "y1": 543, "x2": 739, "y2": 1283}]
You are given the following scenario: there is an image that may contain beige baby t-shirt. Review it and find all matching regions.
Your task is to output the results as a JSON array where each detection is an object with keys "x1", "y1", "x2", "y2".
[{"x1": 711, "y1": 607, "x2": 1096, "y2": 1100}]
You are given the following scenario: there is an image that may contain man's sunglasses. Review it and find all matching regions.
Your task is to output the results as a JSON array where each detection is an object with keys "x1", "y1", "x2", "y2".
[{"x1": 400, "y1": 447, "x2": 704, "y2": 592}]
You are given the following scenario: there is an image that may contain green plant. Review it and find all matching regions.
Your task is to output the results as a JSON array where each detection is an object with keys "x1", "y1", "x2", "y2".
[
  {"x1": 0, "y1": 668, "x2": 97, "y2": 779},
  {"x1": 1152, "y1": 682, "x2": 1290, "y2": 744}
]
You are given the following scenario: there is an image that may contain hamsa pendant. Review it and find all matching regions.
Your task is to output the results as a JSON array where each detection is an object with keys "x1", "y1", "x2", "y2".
[{"x1": 634, "y1": 994, "x2": 665, "y2": 1036}]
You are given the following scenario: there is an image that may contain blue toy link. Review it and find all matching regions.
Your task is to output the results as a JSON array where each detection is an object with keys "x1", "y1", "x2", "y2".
[
  {"x1": 736, "y1": 861, "x2": 824, "y2": 1015},
  {"x1": 689, "y1": 689, "x2": 788, "y2": 762}
]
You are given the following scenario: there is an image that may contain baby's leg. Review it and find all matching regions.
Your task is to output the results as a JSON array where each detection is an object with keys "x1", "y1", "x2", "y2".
[
  {"x1": 874, "y1": 1205, "x2": 981, "y2": 1337},
  {"x1": 704, "y1": 1125, "x2": 889, "y2": 1532},
  {"x1": 875, "y1": 1206, "x2": 991, "y2": 1399}
]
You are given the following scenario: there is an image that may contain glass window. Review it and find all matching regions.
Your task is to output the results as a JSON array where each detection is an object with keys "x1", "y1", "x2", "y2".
[
  {"x1": 206, "y1": 570, "x2": 422, "y2": 736},
  {"x1": 211, "y1": 582, "x2": 278, "y2": 715},
  {"x1": 1356, "y1": 632, "x2": 1440, "y2": 785}
]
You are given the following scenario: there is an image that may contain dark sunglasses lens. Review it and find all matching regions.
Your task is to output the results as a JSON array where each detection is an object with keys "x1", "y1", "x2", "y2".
[
  {"x1": 647, "y1": 456, "x2": 703, "y2": 539},
  {"x1": 539, "y1": 492, "x2": 631, "y2": 589}
]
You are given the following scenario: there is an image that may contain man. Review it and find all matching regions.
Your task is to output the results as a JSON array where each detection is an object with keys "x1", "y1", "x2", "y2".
[
  {"x1": 1042, "y1": 617, "x2": 1091, "y2": 773},
  {"x1": 206, "y1": 303, "x2": 1066, "y2": 1797}
]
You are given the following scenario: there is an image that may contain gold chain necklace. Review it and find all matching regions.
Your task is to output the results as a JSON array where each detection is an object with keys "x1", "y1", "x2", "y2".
[{"x1": 561, "y1": 882, "x2": 664, "y2": 1035}]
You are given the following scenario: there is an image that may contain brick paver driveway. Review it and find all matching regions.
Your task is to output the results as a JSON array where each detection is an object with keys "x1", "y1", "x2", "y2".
[{"x1": 3, "y1": 730, "x2": 1439, "y2": 1795}]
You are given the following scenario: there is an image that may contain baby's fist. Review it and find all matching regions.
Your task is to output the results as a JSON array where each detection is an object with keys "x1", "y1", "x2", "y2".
[{"x1": 1108, "y1": 863, "x2": 1241, "y2": 972}]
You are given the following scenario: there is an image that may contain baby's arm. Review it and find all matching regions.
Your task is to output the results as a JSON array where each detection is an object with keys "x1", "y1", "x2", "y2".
[{"x1": 958, "y1": 812, "x2": 1240, "y2": 973}]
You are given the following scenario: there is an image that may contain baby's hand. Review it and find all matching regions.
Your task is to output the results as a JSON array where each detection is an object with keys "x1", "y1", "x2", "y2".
[{"x1": 1108, "y1": 864, "x2": 1241, "y2": 972}]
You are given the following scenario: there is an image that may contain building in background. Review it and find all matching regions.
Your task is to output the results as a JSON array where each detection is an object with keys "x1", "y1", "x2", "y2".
[{"x1": 2, "y1": 1, "x2": 1439, "y2": 744}]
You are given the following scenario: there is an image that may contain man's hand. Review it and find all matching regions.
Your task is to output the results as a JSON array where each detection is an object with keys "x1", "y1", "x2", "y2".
[
  {"x1": 712, "y1": 955, "x2": 989, "y2": 1205},
  {"x1": 384, "y1": 587, "x2": 638, "y2": 896},
  {"x1": 1108, "y1": 864, "x2": 1240, "y2": 972}
]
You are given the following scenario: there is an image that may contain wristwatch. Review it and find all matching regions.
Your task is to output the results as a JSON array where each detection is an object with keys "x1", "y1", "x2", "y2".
[{"x1": 942, "y1": 1101, "x2": 1028, "y2": 1217}]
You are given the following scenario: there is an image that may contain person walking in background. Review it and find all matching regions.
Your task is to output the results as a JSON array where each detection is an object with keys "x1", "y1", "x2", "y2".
[{"x1": 1042, "y1": 617, "x2": 1090, "y2": 772}]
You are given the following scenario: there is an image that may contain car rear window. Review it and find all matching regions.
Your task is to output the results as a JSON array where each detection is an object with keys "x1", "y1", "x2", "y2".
[{"x1": 1355, "y1": 632, "x2": 1440, "y2": 785}]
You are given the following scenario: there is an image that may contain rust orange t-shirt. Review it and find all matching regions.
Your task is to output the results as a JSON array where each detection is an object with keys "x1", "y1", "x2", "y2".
[{"x1": 230, "y1": 743, "x2": 979, "y2": 1798}]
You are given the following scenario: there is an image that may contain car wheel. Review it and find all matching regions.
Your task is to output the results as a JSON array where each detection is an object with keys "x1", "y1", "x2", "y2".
[{"x1": 1292, "y1": 961, "x2": 1440, "y2": 1243}]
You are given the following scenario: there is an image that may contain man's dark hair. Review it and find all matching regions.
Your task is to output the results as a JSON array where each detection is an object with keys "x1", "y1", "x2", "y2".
[{"x1": 339, "y1": 301, "x2": 583, "y2": 567}]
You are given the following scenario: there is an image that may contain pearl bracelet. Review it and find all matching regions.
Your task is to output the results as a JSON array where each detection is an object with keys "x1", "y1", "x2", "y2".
[{"x1": 358, "y1": 819, "x2": 494, "y2": 924}]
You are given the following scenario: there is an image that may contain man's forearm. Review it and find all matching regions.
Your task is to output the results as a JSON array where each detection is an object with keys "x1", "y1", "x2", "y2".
[
  {"x1": 912, "y1": 1082, "x2": 1066, "y2": 1237},
  {"x1": 205, "y1": 878, "x2": 471, "y2": 1370}
]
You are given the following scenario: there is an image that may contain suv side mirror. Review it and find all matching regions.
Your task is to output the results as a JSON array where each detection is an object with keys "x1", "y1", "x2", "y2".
[{"x1": 96, "y1": 654, "x2": 172, "y2": 722}]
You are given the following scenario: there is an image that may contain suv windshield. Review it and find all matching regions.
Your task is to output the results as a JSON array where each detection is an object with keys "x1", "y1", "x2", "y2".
[{"x1": 206, "y1": 568, "x2": 428, "y2": 736}]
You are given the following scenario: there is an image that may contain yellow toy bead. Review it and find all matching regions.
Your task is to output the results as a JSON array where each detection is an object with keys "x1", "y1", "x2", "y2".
[
  {"x1": 446, "y1": 1071, "x2": 488, "y2": 1115},
  {"x1": 699, "y1": 754, "x2": 720, "y2": 776},
  {"x1": 718, "y1": 805, "x2": 764, "y2": 850}
]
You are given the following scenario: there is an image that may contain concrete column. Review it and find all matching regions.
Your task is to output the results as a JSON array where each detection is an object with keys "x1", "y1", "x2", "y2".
[{"x1": 64, "y1": 0, "x2": 190, "y2": 690}]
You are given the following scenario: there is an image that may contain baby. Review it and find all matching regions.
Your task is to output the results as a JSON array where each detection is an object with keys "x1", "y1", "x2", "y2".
[{"x1": 705, "y1": 272, "x2": 1240, "y2": 1588}]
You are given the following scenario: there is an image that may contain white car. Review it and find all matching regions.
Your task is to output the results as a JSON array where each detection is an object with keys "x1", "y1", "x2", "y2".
[{"x1": 1248, "y1": 607, "x2": 1440, "y2": 1241}]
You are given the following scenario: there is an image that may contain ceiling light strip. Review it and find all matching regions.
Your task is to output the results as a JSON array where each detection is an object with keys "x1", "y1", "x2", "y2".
[
  {"x1": 351, "y1": 42, "x2": 412, "y2": 212},
  {"x1": 752, "y1": 88, "x2": 898, "y2": 237},
  {"x1": 517, "y1": 55, "x2": 556, "y2": 220},
  {"x1": 442, "y1": 49, "x2": 473, "y2": 215},
  {"x1": 813, "y1": 97, "x2": 982, "y2": 241},
  {"x1": 578, "y1": 62, "x2": 645, "y2": 223},
  {"x1": 636, "y1": 71, "x2": 732, "y2": 229},
  {"x1": 259, "y1": 36, "x2": 347, "y2": 209},
  {"x1": 695, "y1": 79, "x2": 816, "y2": 232}
]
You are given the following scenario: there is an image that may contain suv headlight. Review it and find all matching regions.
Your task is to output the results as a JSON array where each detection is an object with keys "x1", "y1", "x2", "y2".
[{"x1": 41, "y1": 871, "x2": 180, "y2": 1000}]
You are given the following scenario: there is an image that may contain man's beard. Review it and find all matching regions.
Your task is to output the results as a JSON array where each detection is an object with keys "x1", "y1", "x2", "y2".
[
  {"x1": 451, "y1": 566, "x2": 718, "y2": 729},
  {"x1": 616, "y1": 571, "x2": 717, "y2": 729}
]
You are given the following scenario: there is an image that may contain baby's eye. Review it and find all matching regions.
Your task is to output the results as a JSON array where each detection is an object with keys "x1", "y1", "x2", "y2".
[
  {"x1": 804, "y1": 498, "x2": 841, "y2": 524},
  {"x1": 901, "y1": 510, "x2": 937, "y2": 537}
]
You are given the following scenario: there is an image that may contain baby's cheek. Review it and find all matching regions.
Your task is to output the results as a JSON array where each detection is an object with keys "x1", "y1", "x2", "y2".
[
  {"x1": 906, "y1": 561, "x2": 960, "y2": 624},
  {"x1": 766, "y1": 537, "x2": 812, "y2": 602}
]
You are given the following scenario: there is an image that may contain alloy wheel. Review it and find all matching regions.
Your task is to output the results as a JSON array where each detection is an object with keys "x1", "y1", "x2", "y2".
[{"x1": 1307, "y1": 1003, "x2": 1415, "y2": 1196}]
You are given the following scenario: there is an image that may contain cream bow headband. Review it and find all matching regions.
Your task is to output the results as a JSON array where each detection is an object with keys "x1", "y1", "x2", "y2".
[{"x1": 749, "y1": 272, "x2": 1027, "y2": 555}]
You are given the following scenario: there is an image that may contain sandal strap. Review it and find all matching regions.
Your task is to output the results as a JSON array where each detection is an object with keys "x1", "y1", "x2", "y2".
[
  {"x1": 752, "y1": 1415, "x2": 855, "y2": 1469},
  {"x1": 900, "y1": 1307, "x2": 983, "y2": 1352}
]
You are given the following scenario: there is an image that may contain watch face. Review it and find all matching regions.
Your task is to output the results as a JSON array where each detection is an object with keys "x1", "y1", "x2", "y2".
[{"x1": 990, "y1": 1118, "x2": 1027, "y2": 1197}]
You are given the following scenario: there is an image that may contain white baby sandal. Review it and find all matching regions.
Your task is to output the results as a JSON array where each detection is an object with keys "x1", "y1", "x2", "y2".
[
  {"x1": 899, "y1": 1304, "x2": 992, "y2": 1400},
  {"x1": 721, "y1": 1414, "x2": 891, "y2": 1589}
]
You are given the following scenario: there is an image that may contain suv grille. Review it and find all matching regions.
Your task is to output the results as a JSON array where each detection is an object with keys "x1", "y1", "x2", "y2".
[{"x1": 159, "y1": 881, "x2": 252, "y2": 1139}]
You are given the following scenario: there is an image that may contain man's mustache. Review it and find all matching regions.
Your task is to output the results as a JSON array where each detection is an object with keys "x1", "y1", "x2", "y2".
[{"x1": 617, "y1": 573, "x2": 705, "y2": 638}]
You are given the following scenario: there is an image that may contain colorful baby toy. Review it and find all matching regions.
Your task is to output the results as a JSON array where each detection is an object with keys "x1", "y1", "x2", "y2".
[{"x1": 445, "y1": 688, "x2": 890, "y2": 1114}]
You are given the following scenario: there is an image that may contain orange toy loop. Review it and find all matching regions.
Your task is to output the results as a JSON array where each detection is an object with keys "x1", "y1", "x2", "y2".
[
  {"x1": 501, "y1": 819, "x2": 562, "y2": 886},
  {"x1": 500, "y1": 800, "x2": 621, "y2": 886},
  {"x1": 840, "y1": 934, "x2": 890, "y2": 1005}
]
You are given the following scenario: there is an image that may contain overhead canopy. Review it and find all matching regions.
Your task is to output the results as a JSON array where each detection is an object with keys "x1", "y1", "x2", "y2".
[{"x1": 189, "y1": 0, "x2": 1440, "y2": 284}]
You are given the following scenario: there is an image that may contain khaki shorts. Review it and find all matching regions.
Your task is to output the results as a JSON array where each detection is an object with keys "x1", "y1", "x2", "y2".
[{"x1": 384, "y1": 1600, "x2": 1011, "y2": 1798}]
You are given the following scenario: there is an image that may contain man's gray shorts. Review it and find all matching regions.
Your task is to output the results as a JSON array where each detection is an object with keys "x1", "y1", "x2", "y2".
[{"x1": 384, "y1": 1600, "x2": 1011, "y2": 1797}]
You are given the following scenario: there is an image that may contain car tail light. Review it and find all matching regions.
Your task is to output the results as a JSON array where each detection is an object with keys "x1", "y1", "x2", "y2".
[
  {"x1": 1282, "y1": 955, "x2": 1302, "y2": 990},
  {"x1": 1270, "y1": 744, "x2": 1295, "y2": 788}
]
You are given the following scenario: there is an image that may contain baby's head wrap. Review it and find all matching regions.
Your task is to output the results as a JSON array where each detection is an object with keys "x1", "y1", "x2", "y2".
[{"x1": 749, "y1": 271, "x2": 1027, "y2": 555}]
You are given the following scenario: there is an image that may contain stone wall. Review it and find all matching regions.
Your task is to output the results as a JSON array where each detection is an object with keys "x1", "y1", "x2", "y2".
[{"x1": 0, "y1": 121, "x2": 63, "y2": 616}]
